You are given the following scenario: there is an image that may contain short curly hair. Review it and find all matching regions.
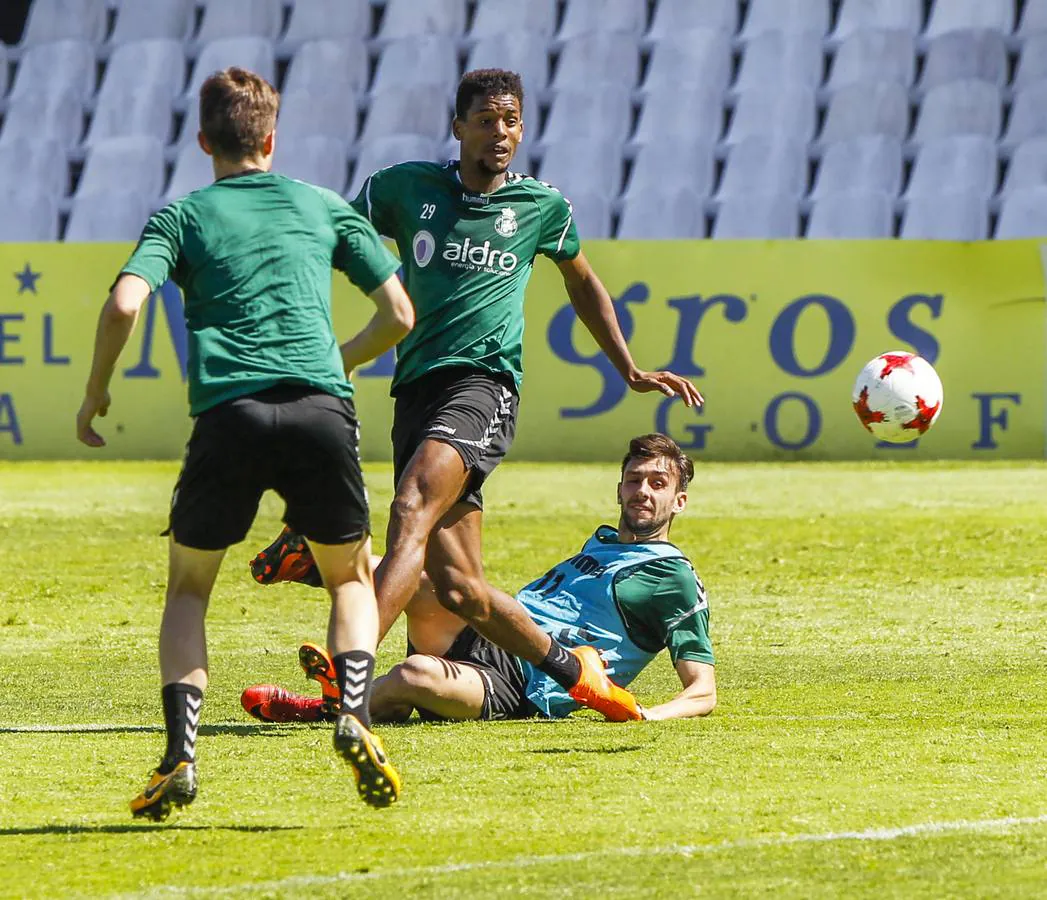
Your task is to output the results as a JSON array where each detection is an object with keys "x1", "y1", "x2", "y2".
[
  {"x1": 455, "y1": 68, "x2": 524, "y2": 119},
  {"x1": 621, "y1": 434, "x2": 695, "y2": 493}
]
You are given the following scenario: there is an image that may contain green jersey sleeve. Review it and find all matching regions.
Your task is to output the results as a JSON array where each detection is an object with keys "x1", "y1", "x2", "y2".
[
  {"x1": 614, "y1": 557, "x2": 714, "y2": 666},
  {"x1": 316, "y1": 186, "x2": 401, "y2": 294},
  {"x1": 534, "y1": 185, "x2": 581, "y2": 262},
  {"x1": 119, "y1": 202, "x2": 184, "y2": 291},
  {"x1": 349, "y1": 166, "x2": 397, "y2": 237}
]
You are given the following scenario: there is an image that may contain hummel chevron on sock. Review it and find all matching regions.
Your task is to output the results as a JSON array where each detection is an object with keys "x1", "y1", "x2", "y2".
[
  {"x1": 333, "y1": 650, "x2": 375, "y2": 729},
  {"x1": 159, "y1": 682, "x2": 203, "y2": 774}
]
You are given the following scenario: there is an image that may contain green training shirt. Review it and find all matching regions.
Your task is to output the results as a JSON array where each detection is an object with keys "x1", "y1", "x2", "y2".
[
  {"x1": 121, "y1": 170, "x2": 400, "y2": 416},
  {"x1": 614, "y1": 555, "x2": 715, "y2": 666},
  {"x1": 350, "y1": 160, "x2": 581, "y2": 392}
]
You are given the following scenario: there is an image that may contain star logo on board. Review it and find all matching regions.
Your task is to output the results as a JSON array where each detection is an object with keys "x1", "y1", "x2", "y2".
[
  {"x1": 494, "y1": 207, "x2": 518, "y2": 238},
  {"x1": 15, "y1": 263, "x2": 41, "y2": 294}
]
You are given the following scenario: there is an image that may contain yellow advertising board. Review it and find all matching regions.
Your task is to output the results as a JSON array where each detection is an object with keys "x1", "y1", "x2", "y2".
[{"x1": 0, "y1": 241, "x2": 1043, "y2": 461}]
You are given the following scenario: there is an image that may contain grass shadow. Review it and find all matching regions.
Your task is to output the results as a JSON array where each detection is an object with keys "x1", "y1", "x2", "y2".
[
  {"x1": 0, "y1": 823, "x2": 302, "y2": 835},
  {"x1": 0, "y1": 723, "x2": 292, "y2": 736},
  {"x1": 528, "y1": 745, "x2": 648, "y2": 755}
]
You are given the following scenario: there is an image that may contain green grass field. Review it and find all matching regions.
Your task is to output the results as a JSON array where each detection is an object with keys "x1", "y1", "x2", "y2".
[{"x1": 2, "y1": 460, "x2": 1046, "y2": 899}]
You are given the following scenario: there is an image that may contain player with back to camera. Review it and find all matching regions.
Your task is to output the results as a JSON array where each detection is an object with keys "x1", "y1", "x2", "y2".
[
  {"x1": 252, "y1": 69, "x2": 705, "y2": 722},
  {"x1": 75, "y1": 67, "x2": 415, "y2": 816},
  {"x1": 243, "y1": 434, "x2": 716, "y2": 725}
]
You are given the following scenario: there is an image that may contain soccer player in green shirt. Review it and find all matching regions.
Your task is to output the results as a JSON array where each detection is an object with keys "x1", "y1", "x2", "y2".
[
  {"x1": 243, "y1": 433, "x2": 716, "y2": 725},
  {"x1": 253, "y1": 69, "x2": 704, "y2": 723},
  {"x1": 75, "y1": 67, "x2": 414, "y2": 816}
]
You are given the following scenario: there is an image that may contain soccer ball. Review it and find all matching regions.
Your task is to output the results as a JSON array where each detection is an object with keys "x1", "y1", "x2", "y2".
[{"x1": 851, "y1": 351, "x2": 943, "y2": 443}]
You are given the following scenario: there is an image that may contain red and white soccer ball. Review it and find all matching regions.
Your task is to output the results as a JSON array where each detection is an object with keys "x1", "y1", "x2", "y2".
[{"x1": 852, "y1": 352, "x2": 943, "y2": 443}]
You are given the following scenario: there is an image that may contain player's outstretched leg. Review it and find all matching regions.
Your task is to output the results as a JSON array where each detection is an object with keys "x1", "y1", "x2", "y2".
[
  {"x1": 250, "y1": 526, "x2": 322, "y2": 586},
  {"x1": 309, "y1": 537, "x2": 401, "y2": 808}
]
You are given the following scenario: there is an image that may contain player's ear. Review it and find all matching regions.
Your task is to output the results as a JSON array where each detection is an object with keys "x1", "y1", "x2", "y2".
[
  {"x1": 262, "y1": 130, "x2": 275, "y2": 157},
  {"x1": 616, "y1": 483, "x2": 623, "y2": 506},
  {"x1": 673, "y1": 491, "x2": 687, "y2": 515},
  {"x1": 451, "y1": 117, "x2": 463, "y2": 141},
  {"x1": 197, "y1": 131, "x2": 213, "y2": 157}
]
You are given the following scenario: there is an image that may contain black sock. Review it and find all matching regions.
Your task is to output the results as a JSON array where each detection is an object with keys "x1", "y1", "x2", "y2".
[
  {"x1": 333, "y1": 650, "x2": 375, "y2": 729},
  {"x1": 159, "y1": 683, "x2": 203, "y2": 774},
  {"x1": 537, "y1": 640, "x2": 582, "y2": 689}
]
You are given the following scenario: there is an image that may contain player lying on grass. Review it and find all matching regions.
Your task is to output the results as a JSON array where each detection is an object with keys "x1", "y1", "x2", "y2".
[
  {"x1": 250, "y1": 68, "x2": 702, "y2": 725},
  {"x1": 76, "y1": 67, "x2": 413, "y2": 817},
  {"x1": 242, "y1": 434, "x2": 716, "y2": 724}
]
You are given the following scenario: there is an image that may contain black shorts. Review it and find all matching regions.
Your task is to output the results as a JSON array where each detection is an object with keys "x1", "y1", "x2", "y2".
[
  {"x1": 409, "y1": 627, "x2": 536, "y2": 722},
  {"x1": 392, "y1": 367, "x2": 519, "y2": 509},
  {"x1": 168, "y1": 384, "x2": 369, "y2": 551}
]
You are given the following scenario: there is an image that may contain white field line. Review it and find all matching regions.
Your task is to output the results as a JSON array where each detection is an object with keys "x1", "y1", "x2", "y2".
[{"x1": 117, "y1": 813, "x2": 1047, "y2": 899}]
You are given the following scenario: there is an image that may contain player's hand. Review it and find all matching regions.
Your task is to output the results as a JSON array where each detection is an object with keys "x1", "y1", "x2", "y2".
[
  {"x1": 76, "y1": 391, "x2": 110, "y2": 448},
  {"x1": 627, "y1": 370, "x2": 704, "y2": 408}
]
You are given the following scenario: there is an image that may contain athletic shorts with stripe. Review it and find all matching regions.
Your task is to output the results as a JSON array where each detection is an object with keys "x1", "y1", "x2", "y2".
[
  {"x1": 167, "y1": 384, "x2": 370, "y2": 551},
  {"x1": 391, "y1": 366, "x2": 519, "y2": 510}
]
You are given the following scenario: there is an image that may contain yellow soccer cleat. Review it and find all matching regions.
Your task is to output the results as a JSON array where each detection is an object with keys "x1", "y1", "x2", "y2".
[
  {"x1": 129, "y1": 761, "x2": 197, "y2": 821},
  {"x1": 333, "y1": 714, "x2": 401, "y2": 808}
]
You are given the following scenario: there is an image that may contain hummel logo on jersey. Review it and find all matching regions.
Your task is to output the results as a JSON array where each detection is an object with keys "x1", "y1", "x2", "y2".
[
  {"x1": 443, "y1": 237, "x2": 519, "y2": 274},
  {"x1": 494, "y1": 207, "x2": 518, "y2": 237},
  {"x1": 429, "y1": 424, "x2": 457, "y2": 435}
]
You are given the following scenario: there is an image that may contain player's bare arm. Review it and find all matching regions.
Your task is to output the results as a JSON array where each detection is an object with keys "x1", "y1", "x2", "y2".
[
  {"x1": 76, "y1": 273, "x2": 153, "y2": 447},
  {"x1": 641, "y1": 660, "x2": 717, "y2": 721},
  {"x1": 557, "y1": 252, "x2": 704, "y2": 408},
  {"x1": 339, "y1": 274, "x2": 415, "y2": 375}
]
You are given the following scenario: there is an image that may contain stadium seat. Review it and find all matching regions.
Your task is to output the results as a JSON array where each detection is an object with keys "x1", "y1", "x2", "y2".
[
  {"x1": 541, "y1": 84, "x2": 633, "y2": 146},
  {"x1": 999, "y1": 138, "x2": 1047, "y2": 196},
  {"x1": 274, "y1": 135, "x2": 349, "y2": 193},
  {"x1": 646, "y1": 0, "x2": 738, "y2": 39},
  {"x1": 740, "y1": 0, "x2": 830, "y2": 40},
  {"x1": 538, "y1": 138, "x2": 624, "y2": 197},
  {"x1": 826, "y1": 29, "x2": 915, "y2": 90},
  {"x1": 0, "y1": 187, "x2": 59, "y2": 240},
  {"x1": 818, "y1": 81, "x2": 910, "y2": 144},
  {"x1": 1013, "y1": 33, "x2": 1047, "y2": 90},
  {"x1": 19, "y1": 0, "x2": 107, "y2": 47},
  {"x1": 466, "y1": 33, "x2": 552, "y2": 103},
  {"x1": 553, "y1": 33, "x2": 640, "y2": 90},
  {"x1": 810, "y1": 135, "x2": 903, "y2": 199},
  {"x1": 65, "y1": 189, "x2": 154, "y2": 241},
  {"x1": 724, "y1": 83, "x2": 817, "y2": 146},
  {"x1": 469, "y1": 0, "x2": 557, "y2": 38},
  {"x1": 923, "y1": 0, "x2": 1014, "y2": 39},
  {"x1": 631, "y1": 87, "x2": 725, "y2": 146},
  {"x1": 109, "y1": 0, "x2": 193, "y2": 44},
  {"x1": 904, "y1": 136, "x2": 997, "y2": 199},
  {"x1": 617, "y1": 187, "x2": 705, "y2": 238},
  {"x1": 806, "y1": 192, "x2": 895, "y2": 238},
  {"x1": 283, "y1": 38, "x2": 369, "y2": 97},
  {"x1": 194, "y1": 0, "x2": 282, "y2": 45},
  {"x1": 372, "y1": 35, "x2": 460, "y2": 93},
  {"x1": 734, "y1": 31, "x2": 824, "y2": 92},
  {"x1": 902, "y1": 192, "x2": 990, "y2": 239},
  {"x1": 376, "y1": 0, "x2": 466, "y2": 40},
  {"x1": 716, "y1": 136, "x2": 808, "y2": 200},
  {"x1": 1001, "y1": 80, "x2": 1047, "y2": 148},
  {"x1": 8, "y1": 39, "x2": 96, "y2": 104},
  {"x1": 164, "y1": 143, "x2": 214, "y2": 203},
  {"x1": 995, "y1": 186, "x2": 1047, "y2": 237},
  {"x1": 624, "y1": 140, "x2": 716, "y2": 201},
  {"x1": 641, "y1": 28, "x2": 732, "y2": 95},
  {"x1": 712, "y1": 193, "x2": 799, "y2": 238},
  {"x1": 0, "y1": 138, "x2": 69, "y2": 198},
  {"x1": 279, "y1": 0, "x2": 370, "y2": 52},
  {"x1": 831, "y1": 0, "x2": 922, "y2": 42},
  {"x1": 918, "y1": 30, "x2": 1007, "y2": 91},
  {"x1": 276, "y1": 88, "x2": 359, "y2": 143},
  {"x1": 85, "y1": 40, "x2": 185, "y2": 146},
  {"x1": 77, "y1": 136, "x2": 166, "y2": 202},
  {"x1": 559, "y1": 188, "x2": 612, "y2": 239},
  {"x1": 360, "y1": 85, "x2": 452, "y2": 143},
  {"x1": 347, "y1": 135, "x2": 441, "y2": 199},
  {"x1": 183, "y1": 38, "x2": 276, "y2": 103},
  {"x1": 557, "y1": 0, "x2": 646, "y2": 39},
  {"x1": 912, "y1": 80, "x2": 1002, "y2": 143},
  {"x1": 1018, "y1": 0, "x2": 1047, "y2": 36},
  {"x1": 1, "y1": 85, "x2": 83, "y2": 149}
]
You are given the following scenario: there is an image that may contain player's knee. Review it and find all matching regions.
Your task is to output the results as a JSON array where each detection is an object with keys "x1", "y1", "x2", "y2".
[
  {"x1": 435, "y1": 575, "x2": 489, "y2": 620},
  {"x1": 392, "y1": 655, "x2": 444, "y2": 695}
]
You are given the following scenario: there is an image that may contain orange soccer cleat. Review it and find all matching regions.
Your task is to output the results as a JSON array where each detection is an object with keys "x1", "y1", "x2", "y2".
[
  {"x1": 298, "y1": 641, "x2": 341, "y2": 716},
  {"x1": 240, "y1": 684, "x2": 333, "y2": 723},
  {"x1": 567, "y1": 645, "x2": 643, "y2": 722},
  {"x1": 250, "y1": 526, "x2": 322, "y2": 586}
]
